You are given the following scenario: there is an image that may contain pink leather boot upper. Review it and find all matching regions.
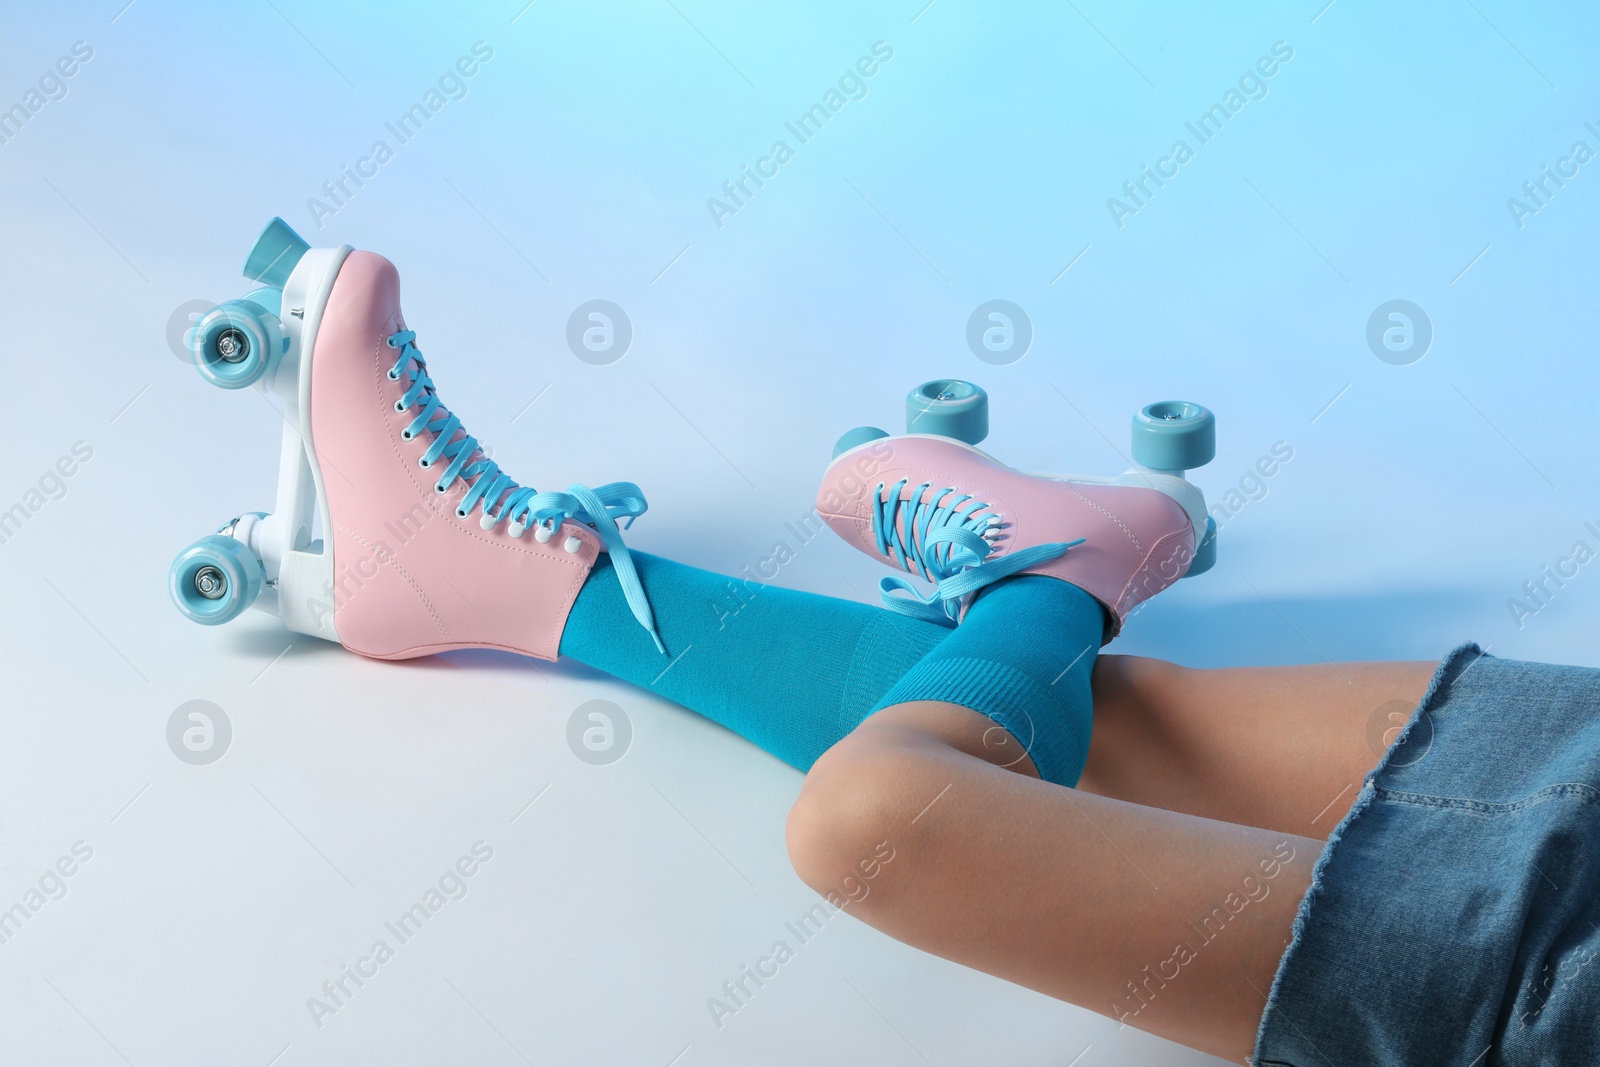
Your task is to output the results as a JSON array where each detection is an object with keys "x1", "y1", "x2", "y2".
[
  {"x1": 817, "y1": 437, "x2": 1197, "y2": 639},
  {"x1": 309, "y1": 251, "x2": 599, "y2": 660}
]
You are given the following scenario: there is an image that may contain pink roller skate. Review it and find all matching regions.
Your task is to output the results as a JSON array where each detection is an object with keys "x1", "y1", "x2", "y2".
[
  {"x1": 818, "y1": 379, "x2": 1217, "y2": 639},
  {"x1": 169, "y1": 218, "x2": 663, "y2": 658}
]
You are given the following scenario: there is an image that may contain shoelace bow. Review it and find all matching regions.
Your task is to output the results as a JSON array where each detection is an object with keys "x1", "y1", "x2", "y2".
[
  {"x1": 871, "y1": 478, "x2": 1083, "y2": 626},
  {"x1": 387, "y1": 330, "x2": 664, "y2": 652}
]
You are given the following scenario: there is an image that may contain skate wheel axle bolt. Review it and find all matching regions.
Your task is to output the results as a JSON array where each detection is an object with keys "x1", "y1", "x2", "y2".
[
  {"x1": 194, "y1": 565, "x2": 227, "y2": 599},
  {"x1": 215, "y1": 329, "x2": 248, "y2": 363}
]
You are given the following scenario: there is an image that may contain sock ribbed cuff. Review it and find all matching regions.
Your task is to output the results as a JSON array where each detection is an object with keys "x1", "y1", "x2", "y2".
[{"x1": 874, "y1": 655, "x2": 1091, "y2": 787}]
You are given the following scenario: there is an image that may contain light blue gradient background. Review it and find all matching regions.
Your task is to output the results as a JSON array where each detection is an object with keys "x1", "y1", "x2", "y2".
[{"x1": 2, "y1": 2, "x2": 1597, "y2": 1065}]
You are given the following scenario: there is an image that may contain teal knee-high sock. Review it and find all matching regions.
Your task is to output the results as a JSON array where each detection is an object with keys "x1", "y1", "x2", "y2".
[
  {"x1": 558, "y1": 553, "x2": 947, "y2": 770},
  {"x1": 873, "y1": 576, "x2": 1104, "y2": 787}
]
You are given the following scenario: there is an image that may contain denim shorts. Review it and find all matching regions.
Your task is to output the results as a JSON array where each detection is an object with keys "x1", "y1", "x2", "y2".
[{"x1": 1253, "y1": 643, "x2": 1600, "y2": 1066}]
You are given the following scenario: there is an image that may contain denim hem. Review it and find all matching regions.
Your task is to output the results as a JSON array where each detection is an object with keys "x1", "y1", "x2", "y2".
[{"x1": 1248, "y1": 640, "x2": 1484, "y2": 1066}]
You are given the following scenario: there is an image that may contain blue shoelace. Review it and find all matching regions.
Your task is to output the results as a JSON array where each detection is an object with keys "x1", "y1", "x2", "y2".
[
  {"x1": 871, "y1": 478, "x2": 1083, "y2": 626},
  {"x1": 387, "y1": 330, "x2": 664, "y2": 653}
]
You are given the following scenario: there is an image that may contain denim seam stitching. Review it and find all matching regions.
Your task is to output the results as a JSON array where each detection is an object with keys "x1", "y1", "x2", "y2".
[{"x1": 1372, "y1": 780, "x2": 1600, "y2": 814}]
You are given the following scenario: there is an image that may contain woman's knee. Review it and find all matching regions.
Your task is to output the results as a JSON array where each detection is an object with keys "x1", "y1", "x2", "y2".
[{"x1": 785, "y1": 730, "x2": 928, "y2": 899}]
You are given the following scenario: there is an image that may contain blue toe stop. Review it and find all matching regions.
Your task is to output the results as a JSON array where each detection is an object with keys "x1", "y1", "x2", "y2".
[{"x1": 243, "y1": 217, "x2": 310, "y2": 288}]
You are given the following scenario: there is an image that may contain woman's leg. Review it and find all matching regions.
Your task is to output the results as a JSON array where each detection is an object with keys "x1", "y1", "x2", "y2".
[
  {"x1": 576, "y1": 546, "x2": 1437, "y2": 838},
  {"x1": 563, "y1": 550, "x2": 1435, "y2": 845},
  {"x1": 1080, "y1": 655, "x2": 1437, "y2": 837},
  {"x1": 787, "y1": 700, "x2": 1318, "y2": 1062},
  {"x1": 557, "y1": 552, "x2": 950, "y2": 770},
  {"x1": 561, "y1": 557, "x2": 1109, "y2": 787}
]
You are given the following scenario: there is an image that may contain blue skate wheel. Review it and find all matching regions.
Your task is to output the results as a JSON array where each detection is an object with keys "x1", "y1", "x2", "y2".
[
  {"x1": 1131, "y1": 400, "x2": 1215, "y2": 471},
  {"x1": 833, "y1": 425, "x2": 890, "y2": 458},
  {"x1": 1185, "y1": 515, "x2": 1218, "y2": 577},
  {"x1": 169, "y1": 534, "x2": 264, "y2": 626},
  {"x1": 190, "y1": 299, "x2": 286, "y2": 389},
  {"x1": 905, "y1": 379, "x2": 988, "y2": 445},
  {"x1": 243, "y1": 217, "x2": 310, "y2": 288}
]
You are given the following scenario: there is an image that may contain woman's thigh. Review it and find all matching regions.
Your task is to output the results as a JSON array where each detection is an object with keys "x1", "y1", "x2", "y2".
[
  {"x1": 1079, "y1": 655, "x2": 1437, "y2": 837},
  {"x1": 788, "y1": 701, "x2": 1319, "y2": 1063}
]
